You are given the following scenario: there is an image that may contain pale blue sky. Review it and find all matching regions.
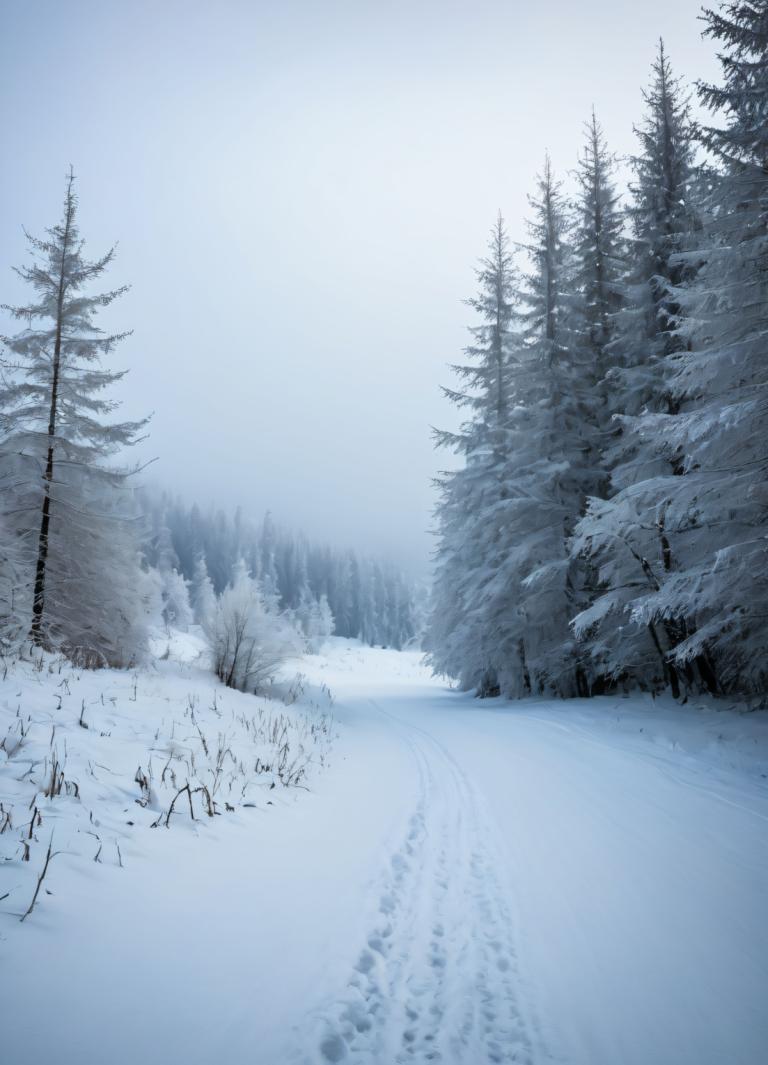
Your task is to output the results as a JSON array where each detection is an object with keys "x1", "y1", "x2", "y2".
[{"x1": 0, "y1": 0, "x2": 720, "y2": 569}]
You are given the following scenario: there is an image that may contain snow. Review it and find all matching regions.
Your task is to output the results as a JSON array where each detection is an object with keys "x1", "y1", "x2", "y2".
[{"x1": 2, "y1": 638, "x2": 767, "y2": 1065}]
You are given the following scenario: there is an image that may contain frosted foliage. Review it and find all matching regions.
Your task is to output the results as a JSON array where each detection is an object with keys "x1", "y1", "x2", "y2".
[
  {"x1": 429, "y1": 13, "x2": 768, "y2": 699},
  {"x1": 0, "y1": 172, "x2": 150, "y2": 667},
  {"x1": 160, "y1": 568, "x2": 193, "y2": 633},
  {"x1": 295, "y1": 591, "x2": 335, "y2": 653},
  {"x1": 204, "y1": 563, "x2": 302, "y2": 693},
  {"x1": 575, "y1": 10, "x2": 768, "y2": 696},
  {"x1": 190, "y1": 554, "x2": 217, "y2": 628},
  {"x1": 633, "y1": 3, "x2": 768, "y2": 693},
  {"x1": 138, "y1": 493, "x2": 416, "y2": 650},
  {"x1": 573, "y1": 41, "x2": 706, "y2": 695},
  {"x1": 428, "y1": 182, "x2": 605, "y2": 697},
  {"x1": 425, "y1": 216, "x2": 524, "y2": 697}
]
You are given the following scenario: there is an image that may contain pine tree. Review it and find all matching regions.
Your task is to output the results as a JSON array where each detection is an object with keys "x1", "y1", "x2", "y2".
[
  {"x1": 502, "y1": 157, "x2": 603, "y2": 695},
  {"x1": 625, "y1": 0, "x2": 768, "y2": 693},
  {"x1": 0, "y1": 171, "x2": 150, "y2": 666},
  {"x1": 190, "y1": 554, "x2": 217, "y2": 627},
  {"x1": 425, "y1": 214, "x2": 523, "y2": 695},
  {"x1": 571, "y1": 109, "x2": 626, "y2": 423},
  {"x1": 153, "y1": 520, "x2": 180, "y2": 574},
  {"x1": 259, "y1": 512, "x2": 280, "y2": 600},
  {"x1": 626, "y1": 40, "x2": 701, "y2": 364},
  {"x1": 159, "y1": 568, "x2": 192, "y2": 632},
  {"x1": 572, "y1": 44, "x2": 707, "y2": 694},
  {"x1": 296, "y1": 588, "x2": 335, "y2": 653},
  {"x1": 547, "y1": 113, "x2": 627, "y2": 692}
]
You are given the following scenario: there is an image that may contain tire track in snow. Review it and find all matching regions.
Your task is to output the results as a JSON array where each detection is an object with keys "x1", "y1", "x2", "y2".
[{"x1": 296, "y1": 701, "x2": 538, "y2": 1065}]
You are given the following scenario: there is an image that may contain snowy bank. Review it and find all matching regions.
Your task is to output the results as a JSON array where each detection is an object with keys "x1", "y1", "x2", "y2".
[{"x1": 0, "y1": 630, "x2": 335, "y2": 931}]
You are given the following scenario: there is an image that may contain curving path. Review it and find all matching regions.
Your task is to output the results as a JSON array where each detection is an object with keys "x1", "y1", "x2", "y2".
[{"x1": 309, "y1": 701, "x2": 537, "y2": 1065}]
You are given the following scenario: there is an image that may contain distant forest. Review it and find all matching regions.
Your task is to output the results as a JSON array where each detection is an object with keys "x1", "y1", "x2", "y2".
[{"x1": 140, "y1": 492, "x2": 421, "y2": 651}]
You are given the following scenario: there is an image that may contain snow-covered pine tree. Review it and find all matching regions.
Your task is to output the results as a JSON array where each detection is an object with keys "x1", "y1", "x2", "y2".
[
  {"x1": 258, "y1": 512, "x2": 281, "y2": 601},
  {"x1": 505, "y1": 156, "x2": 603, "y2": 695},
  {"x1": 391, "y1": 570, "x2": 416, "y2": 650},
  {"x1": 621, "y1": 1, "x2": 768, "y2": 694},
  {"x1": 153, "y1": 519, "x2": 181, "y2": 574},
  {"x1": 624, "y1": 40, "x2": 702, "y2": 367},
  {"x1": 571, "y1": 110, "x2": 626, "y2": 429},
  {"x1": 295, "y1": 589, "x2": 335, "y2": 653},
  {"x1": 425, "y1": 214, "x2": 524, "y2": 696},
  {"x1": 190, "y1": 554, "x2": 217, "y2": 627},
  {"x1": 159, "y1": 567, "x2": 193, "y2": 633},
  {"x1": 0, "y1": 170, "x2": 151, "y2": 666},
  {"x1": 572, "y1": 43, "x2": 708, "y2": 694},
  {"x1": 561, "y1": 113, "x2": 627, "y2": 691},
  {"x1": 325, "y1": 550, "x2": 354, "y2": 637},
  {"x1": 358, "y1": 560, "x2": 380, "y2": 648},
  {"x1": 345, "y1": 551, "x2": 363, "y2": 639}
]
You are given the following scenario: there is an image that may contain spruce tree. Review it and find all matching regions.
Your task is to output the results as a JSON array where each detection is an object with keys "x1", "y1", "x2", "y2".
[
  {"x1": 509, "y1": 157, "x2": 602, "y2": 695},
  {"x1": 425, "y1": 215, "x2": 523, "y2": 695},
  {"x1": 190, "y1": 554, "x2": 217, "y2": 627},
  {"x1": 571, "y1": 109, "x2": 625, "y2": 424},
  {"x1": 0, "y1": 171, "x2": 151, "y2": 665},
  {"x1": 572, "y1": 44, "x2": 706, "y2": 694},
  {"x1": 630, "y1": 0, "x2": 768, "y2": 693}
]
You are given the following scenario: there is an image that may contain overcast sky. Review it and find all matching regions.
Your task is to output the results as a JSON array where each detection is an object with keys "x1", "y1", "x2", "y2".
[{"x1": 0, "y1": 0, "x2": 720, "y2": 572}]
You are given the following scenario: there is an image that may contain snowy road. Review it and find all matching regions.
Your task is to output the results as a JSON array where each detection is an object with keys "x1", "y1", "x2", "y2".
[
  {"x1": 4, "y1": 643, "x2": 768, "y2": 1065},
  {"x1": 310, "y1": 698, "x2": 535, "y2": 1065}
]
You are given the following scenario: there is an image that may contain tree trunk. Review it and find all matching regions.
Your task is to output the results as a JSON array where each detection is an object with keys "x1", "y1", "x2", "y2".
[
  {"x1": 657, "y1": 506, "x2": 720, "y2": 695},
  {"x1": 30, "y1": 177, "x2": 75, "y2": 646}
]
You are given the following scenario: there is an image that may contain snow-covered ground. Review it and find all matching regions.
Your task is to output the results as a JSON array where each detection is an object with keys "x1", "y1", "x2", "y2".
[{"x1": 2, "y1": 639, "x2": 767, "y2": 1065}]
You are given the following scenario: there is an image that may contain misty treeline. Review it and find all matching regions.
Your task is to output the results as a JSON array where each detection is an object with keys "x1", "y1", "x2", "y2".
[
  {"x1": 0, "y1": 175, "x2": 418, "y2": 685},
  {"x1": 427, "y1": 4, "x2": 768, "y2": 701},
  {"x1": 141, "y1": 493, "x2": 420, "y2": 651}
]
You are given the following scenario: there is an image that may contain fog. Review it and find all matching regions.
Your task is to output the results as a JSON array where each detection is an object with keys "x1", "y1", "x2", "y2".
[{"x1": 0, "y1": 0, "x2": 718, "y2": 572}]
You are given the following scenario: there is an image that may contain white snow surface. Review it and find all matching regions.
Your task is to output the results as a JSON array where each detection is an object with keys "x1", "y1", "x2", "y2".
[{"x1": 2, "y1": 638, "x2": 767, "y2": 1065}]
